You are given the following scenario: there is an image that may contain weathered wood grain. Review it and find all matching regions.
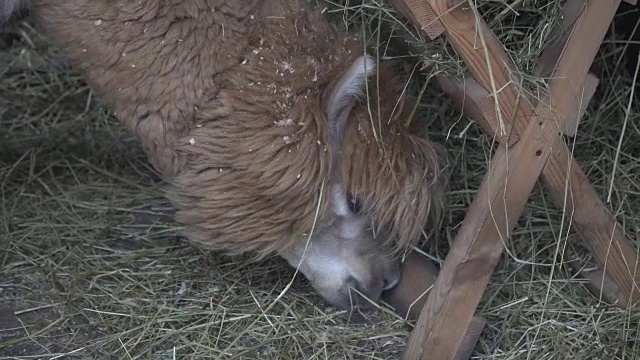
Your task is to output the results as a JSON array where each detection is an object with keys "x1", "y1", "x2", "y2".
[
  {"x1": 386, "y1": 0, "x2": 445, "y2": 40},
  {"x1": 435, "y1": 75, "x2": 519, "y2": 146}
]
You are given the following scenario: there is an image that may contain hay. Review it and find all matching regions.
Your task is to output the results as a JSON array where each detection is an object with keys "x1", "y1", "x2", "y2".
[{"x1": 1, "y1": 1, "x2": 639, "y2": 358}]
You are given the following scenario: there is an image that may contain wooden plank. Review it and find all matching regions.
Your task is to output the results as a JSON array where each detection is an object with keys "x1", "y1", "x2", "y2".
[
  {"x1": 435, "y1": 0, "x2": 599, "y2": 139},
  {"x1": 438, "y1": 76, "x2": 597, "y2": 140},
  {"x1": 433, "y1": 0, "x2": 595, "y2": 142},
  {"x1": 540, "y1": 126, "x2": 640, "y2": 305},
  {"x1": 534, "y1": 0, "x2": 640, "y2": 55},
  {"x1": 579, "y1": 267, "x2": 629, "y2": 305},
  {"x1": 533, "y1": 0, "x2": 600, "y2": 136},
  {"x1": 438, "y1": 72, "x2": 597, "y2": 138},
  {"x1": 557, "y1": 72, "x2": 598, "y2": 135},
  {"x1": 398, "y1": 0, "x2": 627, "y2": 358},
  {"x1": 382, "y1": 251, "x2": 486, "y2": 360},
  {"x1": 386, "y1": 0, "x2": 445, "y2": 40},
  {"x1": 435, "y1": 74, "x2": 519, "y2": 146},
  {"x1": 535, "y1": 0, "x2": 588, "y2": 78},
  {"x1": 567, "y1": 251, "x2": 629, "y2": 306}
]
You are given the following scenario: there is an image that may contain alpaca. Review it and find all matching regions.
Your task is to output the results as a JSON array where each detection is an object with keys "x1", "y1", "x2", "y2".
[{"x1": 1, "y1": 0, "x2": 446, "y2": 310}]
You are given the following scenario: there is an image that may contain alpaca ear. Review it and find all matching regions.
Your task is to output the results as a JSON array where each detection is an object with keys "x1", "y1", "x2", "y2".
[{"x1": 325, "y1": 54, "x2": 376, "y2": 151}]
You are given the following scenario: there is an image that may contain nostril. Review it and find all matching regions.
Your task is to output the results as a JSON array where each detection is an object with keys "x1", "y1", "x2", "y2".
[
  {"x1": 345, "y1": 275, "x2": 361, "y2": 291},
  {"x1": 383, "y1": 271, "x2": 401, "y2": 291},
  {"x1": 382, "y1": 278, "x2": 396, "y2": 291}
]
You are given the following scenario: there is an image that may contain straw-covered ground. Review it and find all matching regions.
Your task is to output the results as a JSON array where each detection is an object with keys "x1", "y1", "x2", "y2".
[{"x1": 1, "y1": 0, "x2": 639, "y2": 359}]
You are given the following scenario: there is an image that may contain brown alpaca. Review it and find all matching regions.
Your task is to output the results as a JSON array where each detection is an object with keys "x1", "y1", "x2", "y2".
[{"x1": 1, "y1": 0, "x2": 446, "y2": 310}]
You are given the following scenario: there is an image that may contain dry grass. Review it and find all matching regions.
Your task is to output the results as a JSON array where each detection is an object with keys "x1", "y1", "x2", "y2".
[{"x1": 1, "y1": 0, "x2": 640, "y2": 359}]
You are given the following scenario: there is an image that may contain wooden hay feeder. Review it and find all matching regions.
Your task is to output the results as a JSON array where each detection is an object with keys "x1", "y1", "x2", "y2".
[{"x1": 380, "y1": 0, "x2": 640, "y2": 358}]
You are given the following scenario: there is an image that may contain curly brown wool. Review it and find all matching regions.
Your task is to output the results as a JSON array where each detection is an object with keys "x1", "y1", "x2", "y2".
[{"x1": 12, "y1": 0, "x2": 447, "y2": 308}]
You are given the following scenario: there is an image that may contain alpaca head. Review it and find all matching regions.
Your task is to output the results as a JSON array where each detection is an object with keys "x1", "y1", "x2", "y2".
[{"x1": 276, "y1": 54, "x2": 445, "y2": 309}]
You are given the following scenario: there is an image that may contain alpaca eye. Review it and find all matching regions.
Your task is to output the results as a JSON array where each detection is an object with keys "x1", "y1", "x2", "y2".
[{"x1": 347, "y1": 196, "x2": 361, "y2": 214}]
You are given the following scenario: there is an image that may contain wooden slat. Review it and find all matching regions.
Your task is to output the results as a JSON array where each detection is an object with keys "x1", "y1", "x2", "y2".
[
  {"x1": 567, "y1": 251, "x2": 629, "y2": 305},
  {"x1": 386, "y1": 0, "x2": 445, "y2": 40},
  {"x1": 397, "y1": 0, "x2": 628, "y2": 359},
  {"x1": 540, "y1": 126, "x2": 640, "y2": 305},
  {"x1": 430, "y1": 0, "x2": 599, "y2": 138},
  {"x1": 533, "y1": 0, "x2": 600, "y2": 136},
  {"x1": 438, "y1": 71, "x2": 597, "y2": 139},
  {"x1": 434, "y1": 0, "x2": 636, "y2": 309},
  {"x1": 383, "y1": 251, "x2": 486, "y2": 360},
  {"x1": 557, "y1": 72, "x2": 598, "y2": 135},
  {"x1": 435, "y1": 74, "x2": 519, "y2": 146},
  {"x1": 535, "y1": 0, "x2": 588, "y2": 78},
  {"x1": 519, "y1": 0, "x2": 600, "y2": 136},
  {"x1": 433, "y1": 31, "x2": 634, "y2": 306},
  {"x1": 521, "y1": 0, "x2": 640, "y2": 305}
]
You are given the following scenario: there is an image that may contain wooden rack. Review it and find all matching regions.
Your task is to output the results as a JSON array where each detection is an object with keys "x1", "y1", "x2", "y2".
[{"x1": 384, "y1": 0, "x2": 640, "y2": 358}]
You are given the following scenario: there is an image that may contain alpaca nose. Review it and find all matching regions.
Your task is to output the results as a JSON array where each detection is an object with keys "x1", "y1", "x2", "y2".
[
  {"x1": 345, "y1": 276, "x2": 378, "y2": 302},
  {"x1": 383, "y1": 269, "x2": 401, "y2": 290},
  {"x1": 345, "y1": 263, "x2": 401, "y2": 304}
]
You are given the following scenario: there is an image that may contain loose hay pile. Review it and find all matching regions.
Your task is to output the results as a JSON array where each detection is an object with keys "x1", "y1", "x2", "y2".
[{"x1": 1, "y1": 1, "x2": 639, "y2": 359}]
